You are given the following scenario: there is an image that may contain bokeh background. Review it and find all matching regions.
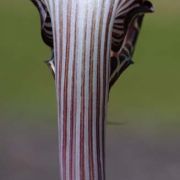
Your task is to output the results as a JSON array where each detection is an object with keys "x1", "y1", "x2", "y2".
[{"x1": 0, "y1": 0, "x2": 180, "y2": 179}]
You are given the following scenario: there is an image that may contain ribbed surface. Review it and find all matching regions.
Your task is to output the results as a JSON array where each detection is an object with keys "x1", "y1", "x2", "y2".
[
  {"x1": 32, "y1": 0, "x2": 153, "y2": 179},
  {"x1": 45, "y1": 0, "x2": 116, "y2": 179}
]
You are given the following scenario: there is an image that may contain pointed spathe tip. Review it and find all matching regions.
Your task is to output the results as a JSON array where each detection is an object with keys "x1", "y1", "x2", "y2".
[{"x1": 143, "y1": 1, "x2": 155, "y2": 13}]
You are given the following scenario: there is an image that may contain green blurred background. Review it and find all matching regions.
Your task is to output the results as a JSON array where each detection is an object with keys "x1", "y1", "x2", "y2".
[{"x1": 0, "y1": 1, "x2": 180, "y2": 180}]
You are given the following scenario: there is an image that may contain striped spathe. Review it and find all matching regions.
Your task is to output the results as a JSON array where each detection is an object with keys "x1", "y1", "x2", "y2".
[{"x1": 32, "y1": 0, "x2": 154, "y2": 179}]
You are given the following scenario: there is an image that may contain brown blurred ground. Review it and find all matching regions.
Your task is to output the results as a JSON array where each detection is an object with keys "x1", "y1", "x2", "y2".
[{"x1": 1, "y1": 121, "x2": 180, "y2": 180}]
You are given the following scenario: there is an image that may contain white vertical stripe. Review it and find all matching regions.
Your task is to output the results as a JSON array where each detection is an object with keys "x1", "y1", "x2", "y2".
[
  {"x1": 75, "y1": 0, "x2": 87, "y2": 179},
  {"x1": 84, "y1": 0, "x2": 93, "y2": 179},
  {"x1": 66, "y1": 1, "x2": 76, "y2": 180},
  {"x1": 92, "y1": 0, "x2": 103, "y2": 178},
  {"x1": 99, "y1": 0, "x2": 106, "y2": 173}
]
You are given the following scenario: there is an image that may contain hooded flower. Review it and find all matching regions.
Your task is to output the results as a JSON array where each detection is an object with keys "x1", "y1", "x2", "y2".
[{"x1": 31, "y1": 0, "x2": 154, "y2": 88}]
